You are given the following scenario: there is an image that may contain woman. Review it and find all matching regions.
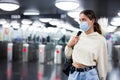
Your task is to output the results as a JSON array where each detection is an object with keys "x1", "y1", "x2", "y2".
[{"x1": 65, "y1": 10, "x2": 108, "y2": 80}]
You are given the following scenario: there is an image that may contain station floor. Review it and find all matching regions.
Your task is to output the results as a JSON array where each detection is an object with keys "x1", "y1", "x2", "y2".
[{"x1": 0, "y1": 59, "x2": 120, "y2": 80}]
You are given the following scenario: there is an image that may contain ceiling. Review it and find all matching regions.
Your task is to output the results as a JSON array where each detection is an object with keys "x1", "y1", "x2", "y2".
[{"x1": 0, "y1": 0, "x2": 120, "y2": 27}]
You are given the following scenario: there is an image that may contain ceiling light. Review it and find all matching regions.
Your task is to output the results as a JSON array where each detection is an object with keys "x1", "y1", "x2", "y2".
[
  {"x1": 107, "y1": 25, "x2": 117, "y2": 32},
  {"x1": 49, "y1": 19, "x2": 61, "y2": 25},
  {"x1": 0, "y1": 19, "x2": 7, "y2": 24},
  {"x1": 67, "y1": 11, "x2": 80, "y2": 18},
  {"x1": 110, "y1": 17, "x2": 120, "y2": 26},
  {"x1": 21, "y1": 19, "x2": 32, "y2": 25},
  {"x1": 32, "y1": 20, "x2": 44, "y2": 27},
  {"x1": 39, "y1": 18, "x2": 52, "y2": 23},
  {"x1": 0, "y1": 0, "x2": 20, "y2": 11},
  {"x1": 24, "y1": 12, "x2": 40, "y2": 15},
  {"x1": 117, "y1": 11, "x2": 120, "y2": 16},
  {"x1": 55, "y1": 0, "x2": 79, "y2": 10},
  {"x1": 2, "y1": 23, "x2": 11, "y2": 28},
  {"x1": 110, "y1": 21, "x2": 120, "y2": 26},
  {"x1": 23, "y1": 8, "x2": 40, "y2": 15}
]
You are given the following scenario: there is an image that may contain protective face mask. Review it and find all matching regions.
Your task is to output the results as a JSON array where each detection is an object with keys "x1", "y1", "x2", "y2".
[{"x1": 79, "y1": 22, "x2": 90, "y2": 32}]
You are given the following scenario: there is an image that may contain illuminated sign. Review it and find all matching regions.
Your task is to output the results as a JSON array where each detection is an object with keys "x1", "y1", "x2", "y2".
[
  {"x1": 23, "y1": 47, "x2": 27, "y2": 53},
  {"x1": 56, "y1": 50, "x2": 60, "y2": 54}
]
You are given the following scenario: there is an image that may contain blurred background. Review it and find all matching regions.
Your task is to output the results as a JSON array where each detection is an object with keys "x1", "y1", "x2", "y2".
[{"x1": 0, "y1": 0, "x2": 120, "y2": 80}]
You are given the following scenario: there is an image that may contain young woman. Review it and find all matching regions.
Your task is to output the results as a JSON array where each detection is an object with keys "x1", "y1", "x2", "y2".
[{"x1": 65, "y1": 10, "x2": 108, "y2": 80}]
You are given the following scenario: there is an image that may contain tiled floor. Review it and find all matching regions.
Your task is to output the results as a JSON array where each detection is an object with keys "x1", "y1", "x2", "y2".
[{"x1": 0, "y1": 59, "x2": 120, "y2": 80}]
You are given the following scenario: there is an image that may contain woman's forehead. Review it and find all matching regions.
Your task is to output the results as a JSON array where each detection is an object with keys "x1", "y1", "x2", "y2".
[{"x1": 79, "y1": 13, "x2": 88, "y2": 19}]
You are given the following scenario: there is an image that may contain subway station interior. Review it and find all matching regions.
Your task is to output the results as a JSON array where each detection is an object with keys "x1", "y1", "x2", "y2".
[{"x1": 0, "y1": 0, "x2": 120, "y2": 80}]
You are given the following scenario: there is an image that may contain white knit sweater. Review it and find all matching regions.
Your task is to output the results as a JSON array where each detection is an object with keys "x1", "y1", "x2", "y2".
[{"x1": 65, "y1": 32, "x2": 108, "y2": 80}]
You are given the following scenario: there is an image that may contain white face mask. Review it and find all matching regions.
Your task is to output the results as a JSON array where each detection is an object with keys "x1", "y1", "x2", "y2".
[{"x1": 79, "y1": 22, "x2": 90, "y2": 32}]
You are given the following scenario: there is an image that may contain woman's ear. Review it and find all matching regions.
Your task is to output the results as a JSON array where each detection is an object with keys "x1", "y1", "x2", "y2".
[{"x1": 91, "y1": 19, "x2": 95, "y2": 25}]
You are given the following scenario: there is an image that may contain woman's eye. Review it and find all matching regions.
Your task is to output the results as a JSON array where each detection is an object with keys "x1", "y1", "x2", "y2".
[
  {"x1": 82, "y1": 18, "x2": 86, "y2": 21},
  {"x1": 79, "y1": 18, "x2": 87, "y2": 22}
]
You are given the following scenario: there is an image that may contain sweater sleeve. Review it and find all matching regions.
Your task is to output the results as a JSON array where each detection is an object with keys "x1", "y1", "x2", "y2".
[
  {"x1": 97, "y1": 39, "x2": 108, "y2": 80},
  {"x1": 64, "y1": 32, "x2": 77, "y2": 59},
  {"x1": 64, "y1": 46, "x2": 73, "y2": 59}
]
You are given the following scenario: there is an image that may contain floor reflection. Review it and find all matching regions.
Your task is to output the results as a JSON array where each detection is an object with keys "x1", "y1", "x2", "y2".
[
  {"x1": 0, "y1": 60, "x2": 120, "y2": 80},
  {"x1": 108, "y1": 68, "x2": 120, "y2": 80},
  {"x1": 0, "y1": 60, "x2": 68, "y2": 80}
]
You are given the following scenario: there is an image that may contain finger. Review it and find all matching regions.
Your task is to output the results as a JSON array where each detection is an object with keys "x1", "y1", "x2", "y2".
[
  {"x1": 74, "y1": 36, "x2": 79, "y2": 39},
  {"x1": 74, "y1": 37, "x2": 79, "y2": 41}
]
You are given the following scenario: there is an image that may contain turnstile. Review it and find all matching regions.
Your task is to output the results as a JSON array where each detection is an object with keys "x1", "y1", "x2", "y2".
[
  {"x1": 38, "y1": 44, "x2": 46, "y2": 63},
  {"x1": 22, "y1": 43, "x2": 29, "y2": 62},
  {"x1": 12, "y1": 42, "x2": 23, "y2": 61},
  {"x1": 54, "y1": 45, "x2": 62, "y2": 64},
  {"x1": 7, "y1": 43, "x2": 13, "y2": 62}
]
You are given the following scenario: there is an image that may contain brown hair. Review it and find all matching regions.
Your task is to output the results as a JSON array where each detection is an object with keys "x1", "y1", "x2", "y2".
[{"x1": 80, "y1": 10, "x2": 102, "y2": 34}]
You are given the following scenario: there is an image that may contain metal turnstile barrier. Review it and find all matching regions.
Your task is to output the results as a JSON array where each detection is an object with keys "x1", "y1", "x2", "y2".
[
  {"x1": 114, "y1": 45, "x2": 120, "y2": 67},
  {"x1": 0, "y1": 42, "x2": 7, "y2": 60},
  {"x1": 54, "y1": 45, "x2": 62, "y2": 64},
  {"x1": 38, "y1": 44, "x2": 46, "y2": 63},
  {"x1": 12, "y1": 42, "x2": 23, "y2": 61},
  {"x1": 7, "y1": 43, "x2": 13, "y2": 62},
  {"x1": 22, "y1": 43, "x2": 29, "y2": 62},
  {"x1": 28, "y1": 43, "x2": 38, "y2": 61}
]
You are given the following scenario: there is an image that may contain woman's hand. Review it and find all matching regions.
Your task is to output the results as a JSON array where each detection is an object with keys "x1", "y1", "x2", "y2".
[{"x1": 67, "y1": 36, "x2": 79, "y2": 48}]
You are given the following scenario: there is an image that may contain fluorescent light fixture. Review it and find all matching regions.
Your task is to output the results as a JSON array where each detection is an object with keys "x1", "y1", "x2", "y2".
[
  {"x1": 55, "y1": 0, "x2": 79, "y2": 10},
  {"x1": 23, "y1": 8, "x2": 40, "y2": 15},
  {"x1": 117, "y1": 11, "x2": 120, "y2": 16},
  {"x1": 21, "y1": 19, "x2": 32, "y2": 25},
  {"x1": 39, "y1": 18, "x2": 52, "y2": 23},
  {"x1": 23, "y1": 12, "x2": 40, "y2": 15},
  {"x1": 0, "y1": 0, "x2": 20, "y2": 11},
  {"x1": 3, "y1": 23, "x2": 11, "y2": 28},
  {"x1": 63, "y1": 22, "x2": 79, "y2": 31},
  {"x1": 32, "y1": 20, "x2": 45, "y2": 27},
  {"x1": 110, "y1": 17, "x2": 120, "y2": 26},
  {"x1": 67, "y1": 11, "x2": 80, "y2": 18},
  {"x1": 112, "y1": 17, "x2": 120, "y2": 21},
  {"x1": 49, "y1": 19, "x2": 61, "y2": 25},
  {"x1": 0, "y1": 19, "x2": 7, "y2": 24},
  {"x1": 110, "y1": 21, "x2": 120, "y2": 26},
  {"x1": 107, "y1": 25, "x2": 117, "y2": 32}
]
